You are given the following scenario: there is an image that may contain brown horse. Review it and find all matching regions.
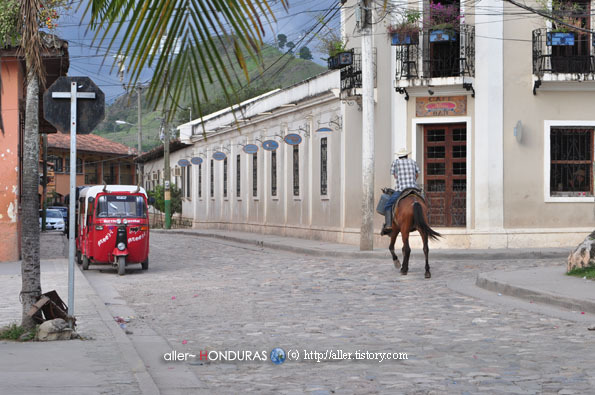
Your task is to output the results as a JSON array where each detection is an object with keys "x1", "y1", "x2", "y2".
[{"x1": 388, "y1": 192, "x2": 441, "y2": 278}]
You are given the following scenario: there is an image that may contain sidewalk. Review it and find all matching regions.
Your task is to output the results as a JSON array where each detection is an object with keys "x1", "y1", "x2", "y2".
[
  {"x1": 476, "y1": 266, "x2": 595, "y2": 314},
  {"x1": 0, "y1": 256, "x2": 158, "y2": 394},
  {"x1": 153, "y1": 228, "x2": 571, "y2": 260}
]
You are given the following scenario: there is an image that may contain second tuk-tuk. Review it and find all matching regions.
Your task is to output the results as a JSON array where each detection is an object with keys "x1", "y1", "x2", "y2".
[{"x1": 76, "y1": 185, "x2": 151, "y2": 275}]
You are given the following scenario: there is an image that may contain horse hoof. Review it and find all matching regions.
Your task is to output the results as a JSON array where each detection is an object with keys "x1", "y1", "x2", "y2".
[
  {"x1": 425, "y1": 272, "x2": 431, "y2": 279},
  {"x1": 393, "y1": 260, "x2": 400, "y2": 270}
]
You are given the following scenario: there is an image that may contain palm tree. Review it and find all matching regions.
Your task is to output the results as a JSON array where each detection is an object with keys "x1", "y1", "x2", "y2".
[
  {"x1": 85, "y1": 0, "x2": 289, "y2": 122},
  {"x1": 19, "y1": 0, "x2": 45, "y2": 330}
]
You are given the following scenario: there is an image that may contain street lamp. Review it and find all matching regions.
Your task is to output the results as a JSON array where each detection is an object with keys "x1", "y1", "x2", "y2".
[{"x1": 115, "y1": 118, "x2": 143, "y2": 186}]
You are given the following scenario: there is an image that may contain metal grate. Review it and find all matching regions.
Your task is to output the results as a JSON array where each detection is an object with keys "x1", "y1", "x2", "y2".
[
  {"x1": 198, "y1": 163, "x2": 202, "y2": 198},
  {"x1": 550, "y1": 127, "x2": 593, "y2": 196},
  {"x1": 210, "y1": 159, "x2": 214, "y2": 198},
  {"x1": 395, "y1": 24, "x2": 475, "y2": 80},
  {"x1": 252, "y1": 154, "x2": 258, "y2": 197},
  {"x1": 340, "y1": 48, "x2": 376, "y2": 92},
  {"x1": 293, "y1": 145, "x2": 300, "y2": 196},
  {"x1": 236, "y1": 154, "x2": 241, "y2": 198},
  {"x1": 321, "y1": 138, "x2": 328, "y2": 196},
  {"x1": 271, "y1": 151, "x2": 277, "y2": 197},
  {"x1": 223, "y1": 158, "x2": 227, "y2": 198},
  {"x1": 533, "y1": 28, "x2": 595, "y2": 76}
]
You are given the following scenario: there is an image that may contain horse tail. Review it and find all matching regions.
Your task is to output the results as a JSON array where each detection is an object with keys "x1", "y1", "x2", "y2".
[{"x1": 413, "y1": 201, "x2": 441, "y2": 241}]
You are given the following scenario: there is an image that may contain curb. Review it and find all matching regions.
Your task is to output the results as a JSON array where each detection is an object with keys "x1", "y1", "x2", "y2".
[
  {"x1": 153, "y1": 229, "x2": 571, "y2": 261},
  {"x1": 475, "y1": 272, "x2": 595, "y2": 315},
  {"x1": 77, "y1": 265, "x2": 160, "y2": 395}
]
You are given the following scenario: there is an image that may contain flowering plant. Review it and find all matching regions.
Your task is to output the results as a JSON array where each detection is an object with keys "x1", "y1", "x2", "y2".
[
  {"x1": 428, "y1": 2, "x2": 462, "y2": 31},
  {"x1": 539, "y1": 0, "x2": 583, "y2": 33},
  {"x1": 387, "y1": 9, "x2": 421, "y2": 39}
]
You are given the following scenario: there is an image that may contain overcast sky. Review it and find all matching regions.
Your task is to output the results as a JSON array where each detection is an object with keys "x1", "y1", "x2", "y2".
[{"x1": 54, "y1": 1, "x2": 341, "y2": 103}]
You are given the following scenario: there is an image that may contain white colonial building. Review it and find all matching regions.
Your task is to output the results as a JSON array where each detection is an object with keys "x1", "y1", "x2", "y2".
[{"x1": 141, "y1": 0, "x2": 595, "y2": 249}]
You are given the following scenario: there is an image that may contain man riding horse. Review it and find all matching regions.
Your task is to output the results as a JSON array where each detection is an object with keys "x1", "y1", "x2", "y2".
[{"x1": 381, "y1": 147, "x2": 420, "y2": 236}]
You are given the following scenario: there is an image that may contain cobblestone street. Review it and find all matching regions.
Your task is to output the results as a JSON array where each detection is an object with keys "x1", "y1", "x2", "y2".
[{"x1": 85, "y1": 232, "x2": 594, "y2": 394}]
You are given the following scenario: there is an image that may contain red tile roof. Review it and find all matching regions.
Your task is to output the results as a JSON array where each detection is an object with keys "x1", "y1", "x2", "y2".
[{"x1": 48, "y1": 132, "x2": 137, "y2": 156}]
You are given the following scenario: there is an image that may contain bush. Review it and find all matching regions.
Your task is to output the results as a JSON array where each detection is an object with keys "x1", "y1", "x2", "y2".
[{"x1": 148, "y1": 183, "x2": 182, "y2": 215}]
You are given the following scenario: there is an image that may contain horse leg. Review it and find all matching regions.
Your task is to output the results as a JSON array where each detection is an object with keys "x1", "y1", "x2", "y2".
[
  {"x1": 388, "y1": 228, "x2": 401, "y2": 270},
  {"x1": 422, "y1": 231, "x2": 431, "y2": 279},
  {"x1": 400, "y1": 231, "x2": 411, "y2": 275}
]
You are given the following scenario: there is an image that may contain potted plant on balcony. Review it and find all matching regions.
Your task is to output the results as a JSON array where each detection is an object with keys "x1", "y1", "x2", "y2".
[
  {"x1": 387, "y1": 9, "x2": 421, "y2": 45},
  {"x1": 427, "y1": 1, "x2": 462, "y2": 42},
  {"x1": 316, "y1": 25, "x2": 351, "y2": 69},
  {"x1": 539, "y1": 0, "x2": 582, "y2": 46}
]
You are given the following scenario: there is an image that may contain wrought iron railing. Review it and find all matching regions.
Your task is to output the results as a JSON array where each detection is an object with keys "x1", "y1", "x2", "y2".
[
  {"x1": 532, "y1": 28, "x2": 595, "y2": 76},
  {"x1": 395, "y1": 24, "x2": 475, "y2": 80},
  {"x1": 339, "y1": 48, "x2": 376, "y2": 92}
]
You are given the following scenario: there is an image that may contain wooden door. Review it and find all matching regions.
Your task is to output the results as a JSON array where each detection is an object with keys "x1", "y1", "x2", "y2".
[{"x1": 424, "y1": 124, "x2": 466, "y2": 227}]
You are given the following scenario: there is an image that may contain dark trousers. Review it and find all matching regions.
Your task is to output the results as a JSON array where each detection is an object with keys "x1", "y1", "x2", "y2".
[{"x1": 383, "y1": 190, "x2": 401, "y2": 228}]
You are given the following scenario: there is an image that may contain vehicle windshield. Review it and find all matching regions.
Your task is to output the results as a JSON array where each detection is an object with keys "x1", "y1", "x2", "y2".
[
  {"x1": 96, "y1": 195, "x2": 147, "y2": 218},
  {"x1": 46, "y1": 210, "x2": 63, "y2": 219}
]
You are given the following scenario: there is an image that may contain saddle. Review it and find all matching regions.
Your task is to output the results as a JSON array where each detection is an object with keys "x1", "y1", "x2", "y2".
[{"x1": 392, "y1": 188, "x2": 425, "y2": 224}]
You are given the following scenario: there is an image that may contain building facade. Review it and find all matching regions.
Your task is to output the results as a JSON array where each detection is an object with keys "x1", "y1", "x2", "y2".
[
  {"x1": 0, "y1": 36, "x2": 69, "y2": 261},
  {"x1": 44, "y1": 133, "x2": 137, "y2": 205},
  {"x1": 142, "y1": 0, "x2": 595, "y2": 249}
]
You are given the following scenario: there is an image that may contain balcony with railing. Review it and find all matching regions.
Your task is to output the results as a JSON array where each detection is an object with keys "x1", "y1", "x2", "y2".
[
  {"x1": 328, "y1": 48, "x2": 376, "y2": 99},
  {"x1": 394, "y1": 24, "x2": 475, "y2": 93},
  {"x1": 532, "y1": 28, "x2": 595, "y2": 91}
]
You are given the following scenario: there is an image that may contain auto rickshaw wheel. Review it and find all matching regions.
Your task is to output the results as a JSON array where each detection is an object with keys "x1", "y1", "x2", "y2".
[
  {"x1": 117, "y1": 256, "x2": 126, "y2": 276},
  {"x1": 82, "y1": 255, "x2": 89, "y2": 270},
  {"x1": 76, "y1": 251, "x2": 81, "y2": 265},
  {"x1": 141, "y1": 257, "x2": 149, "y2": 271}
]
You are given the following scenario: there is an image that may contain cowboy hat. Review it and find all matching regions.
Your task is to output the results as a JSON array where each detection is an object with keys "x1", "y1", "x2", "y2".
[
  {"x1": 396, "y1": 148, "x2": 410, "y2": 157},
  {"x1": 575, "y1": 169, "x2": 586, "y2": 177}
]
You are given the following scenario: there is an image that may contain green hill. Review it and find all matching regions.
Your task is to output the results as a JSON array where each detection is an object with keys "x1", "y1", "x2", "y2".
[{"x1": 94, "y1": 44, "x2": 326, "y2": 152}]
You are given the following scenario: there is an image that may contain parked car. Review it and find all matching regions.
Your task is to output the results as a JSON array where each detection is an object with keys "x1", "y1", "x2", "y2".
[
  {"x1": 48, "y1": 206, "x2": 69, "y2": 233},
  {"x1": 39, "y1": 209, "x2": 65, "y2": 231}
]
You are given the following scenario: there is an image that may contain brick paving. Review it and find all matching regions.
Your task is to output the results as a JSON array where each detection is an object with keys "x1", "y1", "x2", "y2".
[{"x1": 93, "y1": 232, "x2": 595, "y2": 393}]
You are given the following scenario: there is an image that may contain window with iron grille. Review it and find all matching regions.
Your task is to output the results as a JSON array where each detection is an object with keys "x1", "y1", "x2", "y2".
[
  {"x1": 293, "y1": 145, "x2": 299, "y2": 196},
  {"x1": 236, "y1": 154, "x2": 241, "y2": 197},
  {"x1": 253, "y1": 154, "x2": 258, "y2": 197},
  {"x1": 550, "y1": 127, "x2": 593, "y2": 197},
  {"x1": 271, "y1": 151, "x2": 277, "y2": 197},
  {"x1": 321, "y1": 137, "x2": 328, "y2": 195},
  {"x1": 181, "y1": 167, "x2": 186, "y2": 197},
  {"x1": 210, "y1": 159, "x2": 214, "y2": 198},
  {"x1": 198, "y1": 164, "x2": 202, "y2": 198},
  {"x1": 223, "y1": 157, "x2": 228, "y2": 198},
  {"x1": 186, "y1": 165, "x2": 191, "y2": 198}
]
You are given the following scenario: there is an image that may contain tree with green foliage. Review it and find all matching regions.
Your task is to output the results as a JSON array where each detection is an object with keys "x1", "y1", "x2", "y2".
[
  {"x1": 277, "y1": 33, "x2": 287, "y2": 49},
  {"x1": 148, "y1": 184, "x2": 182, "y2": 216},
  {"x1": 298, "y1": 46, "x2": 313, "y2": 60},
  {"x1": 0, "y1": 0, "x2": 67, "y2": 331},
  {"x1": 286, "y1": 41, "x2": 295, "y2": 53}
]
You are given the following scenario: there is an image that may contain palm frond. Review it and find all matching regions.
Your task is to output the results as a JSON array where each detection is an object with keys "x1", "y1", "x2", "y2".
[{"x1": 85, "y1": 0, "x2": 287, "y2": 122}]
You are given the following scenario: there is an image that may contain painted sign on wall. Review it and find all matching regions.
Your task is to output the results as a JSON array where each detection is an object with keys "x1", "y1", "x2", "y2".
[
  {"x1": 415, "y1": 96, "x2": 467, "y2": 117},
  {"x1": 284, "y1": 133, "x2": 302, "y2": 145},
  {"x1": 177, "y1": 159, "x2": 190, "y2": 167},
  {"x1": 316, "y1": 127, "x2": 333, "y2": 133},
  {"x1": 213, "y1": 152, "x2": 226, "y2": 161},
  {"x1": 190, "y1": 157, "x2": 203, "y2": 165},
  {"x1": 243, "y1": 144, "x2": 259, "y2": 154},
  {"x1": 262, "y1": 140, "x2": 279, "y2": 151}
]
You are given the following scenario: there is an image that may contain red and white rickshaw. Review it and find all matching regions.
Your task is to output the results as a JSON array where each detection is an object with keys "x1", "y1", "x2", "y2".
[{"x1": 76, "y1": 185, "x2": 151, "y2": 275}]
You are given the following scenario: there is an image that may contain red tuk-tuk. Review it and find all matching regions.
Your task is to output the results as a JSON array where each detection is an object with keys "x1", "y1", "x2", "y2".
[{"x1": 76, "y1": 185, "x2": 151, "y2": 275}]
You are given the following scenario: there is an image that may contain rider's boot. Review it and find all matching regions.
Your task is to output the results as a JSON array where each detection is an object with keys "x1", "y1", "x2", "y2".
[{"x1": 381, "y1": 208, "x2": 393, "y2": 236}]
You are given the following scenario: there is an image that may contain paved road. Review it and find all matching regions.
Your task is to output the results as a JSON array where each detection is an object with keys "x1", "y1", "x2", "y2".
[{"x1": 83, "y1": 232, "x2": 595, "y2": 394}]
